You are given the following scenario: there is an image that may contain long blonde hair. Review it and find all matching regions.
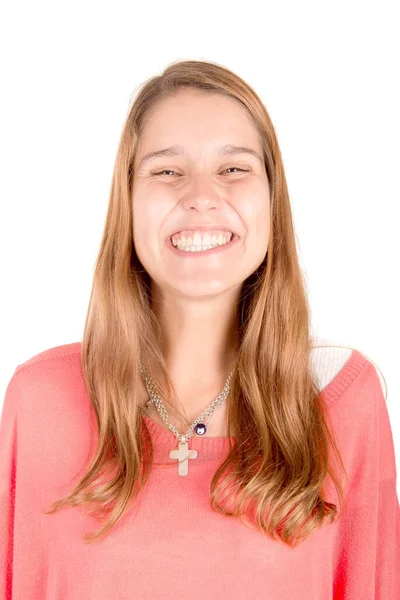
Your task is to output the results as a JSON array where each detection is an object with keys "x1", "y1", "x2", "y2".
[{"x1": 44, "y1": 59, "x2": 352, "y2": 547}]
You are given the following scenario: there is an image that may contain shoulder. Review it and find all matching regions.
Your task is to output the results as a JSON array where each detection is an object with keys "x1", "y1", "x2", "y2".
[
  {"x1": 5, "y1": 338, "x2": 387, "y2": 413},
  {"x1": 4, "y1": 341, "x2": 84, "y2": 416},
  {"x1": 311, "y1": 339, "x2": 396, "y2": 484},
  {"x1": 310, "y1": 336, "x2": 386, "y2": 399},
  {"x1": 1, "y1": 342, "x2": 94, "y2": 484},
  {"x1": 14, "y1": 341, "x2": 82, "y2": 374}
]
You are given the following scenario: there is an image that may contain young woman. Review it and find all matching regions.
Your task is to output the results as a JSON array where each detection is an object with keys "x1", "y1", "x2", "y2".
[{"x1": 1, "y1": 59, "x2": 399, "y2": 599}]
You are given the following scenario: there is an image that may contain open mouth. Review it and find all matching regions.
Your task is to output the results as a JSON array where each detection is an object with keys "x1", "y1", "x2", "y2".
[{"x1": 166, "y1": 233, "x2": 240, "y2": 256}]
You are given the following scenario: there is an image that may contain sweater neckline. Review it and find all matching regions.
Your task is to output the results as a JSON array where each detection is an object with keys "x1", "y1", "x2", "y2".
[{"x1": 141, "y1": 349, "x2": 366, "y2": 457}]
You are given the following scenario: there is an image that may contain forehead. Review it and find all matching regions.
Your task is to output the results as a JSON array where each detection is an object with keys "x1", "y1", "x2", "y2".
[{"x1": 137, "y1": 90, "x2": 261, "y2": 151}]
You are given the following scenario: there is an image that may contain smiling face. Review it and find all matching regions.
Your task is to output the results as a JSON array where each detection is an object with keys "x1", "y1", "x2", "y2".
[{"x1": 132, "y1": 89, "x2": 270, "y2": 299}]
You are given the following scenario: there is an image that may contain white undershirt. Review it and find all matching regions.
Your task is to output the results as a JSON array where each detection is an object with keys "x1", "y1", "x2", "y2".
[{"x1": 310, "y1": 336, "x2": 386, "y2": 397}]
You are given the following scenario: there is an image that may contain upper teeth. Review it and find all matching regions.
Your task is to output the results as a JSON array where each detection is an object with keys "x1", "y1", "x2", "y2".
[{"x1": 171, "y1": 230, "x2": 234, "y2": 248}]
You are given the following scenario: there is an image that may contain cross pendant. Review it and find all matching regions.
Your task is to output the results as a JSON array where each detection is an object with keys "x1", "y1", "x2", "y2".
[{"x1": 169, "y1": 441, "x2": 198, "y2": 476}]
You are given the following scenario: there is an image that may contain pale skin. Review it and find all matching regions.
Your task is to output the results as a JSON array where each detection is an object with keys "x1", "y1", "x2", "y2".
[{"x1": 132, "y1": 89, "x2": 271, "y2": 436}]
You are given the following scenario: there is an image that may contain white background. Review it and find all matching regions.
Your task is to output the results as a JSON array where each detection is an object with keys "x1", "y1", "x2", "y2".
[{"x1": 0, "y1": 1, "x2": 398, "y2": 495}]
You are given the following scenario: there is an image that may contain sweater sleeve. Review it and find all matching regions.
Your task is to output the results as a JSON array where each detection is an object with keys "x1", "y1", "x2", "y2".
[
  {"x1": 0, "y1": 369, "x2": 19, "y2": 600},
  {"x1": 332, "y1": 361, "x2": 400, "y2": 599}
]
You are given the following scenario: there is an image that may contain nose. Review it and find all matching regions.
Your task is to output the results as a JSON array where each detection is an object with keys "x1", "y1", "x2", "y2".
[{"x1": 181, "y1": 175, "x2": 222, "y2": 212}]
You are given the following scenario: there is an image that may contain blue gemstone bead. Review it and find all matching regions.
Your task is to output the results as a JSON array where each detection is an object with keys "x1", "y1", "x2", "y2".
[{"x1": 194, "y1": 422, "x2": 207, "y2": 436}]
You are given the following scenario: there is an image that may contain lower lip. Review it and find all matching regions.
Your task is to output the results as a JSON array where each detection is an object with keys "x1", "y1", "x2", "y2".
[{"x1": 166, "y1": 234, "x2": 240, "y2": 256}]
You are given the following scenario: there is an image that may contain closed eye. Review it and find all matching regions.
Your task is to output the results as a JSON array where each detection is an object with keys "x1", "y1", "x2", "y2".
[
  {"x1": 153, "y1": 167, "x2": 249, "y2": 176},
  {"x1": 154, "y1": 169, "x2": 179, "y2": 176},
  {"x1": 223, "y1": 167, "x2": 249, "y2": 174}
]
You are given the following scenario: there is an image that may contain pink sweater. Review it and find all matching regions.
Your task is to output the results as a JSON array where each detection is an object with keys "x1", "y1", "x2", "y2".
[{"x1": 1, "y1": 343, "x2": 399, "y2": 599}]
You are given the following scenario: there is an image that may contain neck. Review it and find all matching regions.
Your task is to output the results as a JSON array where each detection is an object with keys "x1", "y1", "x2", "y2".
[{"x1": 148, "y1": 283, "x2": 240, "y2": 418}]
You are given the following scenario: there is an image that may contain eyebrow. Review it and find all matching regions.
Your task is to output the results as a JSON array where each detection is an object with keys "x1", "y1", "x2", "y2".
[{"x1": 135, "y1": 144, "x2": 264, "y2": 170}]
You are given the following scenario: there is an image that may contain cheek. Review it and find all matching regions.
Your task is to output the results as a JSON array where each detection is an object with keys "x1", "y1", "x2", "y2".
[
  {"x1": 132, "y1": 193, "x2": 171, "y2": 256},
  {"x1": 236, "y1": 190, "x2": 270, "y2": 226},
  {"x1": 235, "y1": 190, "x2": 270, "y2": 254},
  {"x1": 133, "y1": 189, "x2": 164, "y2": 229}
]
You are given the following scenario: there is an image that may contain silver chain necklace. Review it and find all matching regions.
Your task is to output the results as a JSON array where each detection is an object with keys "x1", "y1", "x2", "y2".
[{"x1": 138, "y1": 360, "x2": 235, "y2": 476}]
